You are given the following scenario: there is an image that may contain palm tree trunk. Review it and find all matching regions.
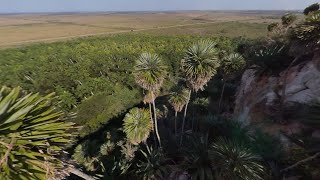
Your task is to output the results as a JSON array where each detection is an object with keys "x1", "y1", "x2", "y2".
[
  {"x1": 149, "y1": 103, "x2": 157, "y2": 144},
  {"x1": 151, "y1": 91, "x2": 161, "y2": 148},
  {"x1": 174, "y1": 111, "x2": 178, "y2": 136},
  {"x1": 180, "y1": 89, "x2": 192, "y2": 146},
  {"x1": 191, "y1": 92, "x2": 198, "y2": 132},
  {"x1": 218, "y1": 81, "x2": 226, "y2": 113}
]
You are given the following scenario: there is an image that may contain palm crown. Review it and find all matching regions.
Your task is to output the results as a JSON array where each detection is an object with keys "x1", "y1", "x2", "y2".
[
  {"x1": 123, "y1": 108, "x2": 153, "y2": 145},
  {"x1": 143, "y1": 90, "x2": 158, "y2": 104},
  {"x1": 134, "y1": 53, "x2": 167, "y2": 92},
  {"x1": 168, "y1": 88, "x2": 189, "y2": 113},
  {"x1": 209, "y1": 138, "x2": 265, "y2": 180},
  {"x1": 221, "y1": 53, "x2": 245, "y2": 79},
  {"x1": 181, "y1": 40, "x2": 220, "y2": 92}
]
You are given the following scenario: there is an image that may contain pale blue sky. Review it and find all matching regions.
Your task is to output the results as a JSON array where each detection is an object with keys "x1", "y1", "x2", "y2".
[{"x1": 0, "y1": 0, "x2": 318, "y2": 13}]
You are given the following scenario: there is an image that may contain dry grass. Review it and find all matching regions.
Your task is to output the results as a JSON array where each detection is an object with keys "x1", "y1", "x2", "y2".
[
  {"x1": 0, "y1": 11, "x2": 283, "y2": 48},
  {"x1": 137, "y1": 21, "x2": 269, "y2": 38}
]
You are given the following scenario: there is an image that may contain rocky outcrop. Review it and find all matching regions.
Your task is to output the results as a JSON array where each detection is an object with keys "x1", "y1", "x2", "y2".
[{"x1": 234, "y1": 53, "x2": 320, "y2": 141}]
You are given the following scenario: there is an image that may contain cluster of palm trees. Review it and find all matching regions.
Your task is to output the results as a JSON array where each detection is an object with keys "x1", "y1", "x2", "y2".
[
  {"x1": 123, "y1": 40, "x2": 221, "y2": 147},
  {"x1": 121, "y1": 40, "x2": 268, "y2": 180}
]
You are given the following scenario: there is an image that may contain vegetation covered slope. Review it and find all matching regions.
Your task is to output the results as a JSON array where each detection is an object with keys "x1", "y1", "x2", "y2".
[{"x1": 0, "y1": 35, "x2": 236, "y2": 136}]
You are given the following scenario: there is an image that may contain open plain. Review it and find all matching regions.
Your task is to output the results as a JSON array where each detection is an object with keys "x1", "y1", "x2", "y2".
[{"x1": 0, "y1": 11, "x2": 287, "y2": 48}]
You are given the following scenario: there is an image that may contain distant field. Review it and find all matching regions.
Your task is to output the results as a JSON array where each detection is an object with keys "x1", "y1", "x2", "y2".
[{"x1": 0, "y1": 11, "x2": 285, "y2": 48}]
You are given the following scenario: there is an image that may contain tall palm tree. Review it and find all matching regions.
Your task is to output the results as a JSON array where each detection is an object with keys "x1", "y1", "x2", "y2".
[
  {"x1": 218, "y1": 53, "x2": 245, "y2": 112},
  {"x1": 134, "y1": 53, "x2": 167, "y2": 147},
  {"x1": 168, "y1": 88, "x2": 189, "y2": 136},
  {"x1": 180, "y1": 40, "x2": 220, "y2": 145},
  {"x1": 0, "y1": 86, "x2": 76, "y2": 180},
  {"x1": 123, "y1": 108, "x2": 153, "y2": 145}
]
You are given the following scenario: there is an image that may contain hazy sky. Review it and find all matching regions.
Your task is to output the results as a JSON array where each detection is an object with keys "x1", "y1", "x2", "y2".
[{"x1": 0, "y1": 0, "x2": 318, "y2": 13}]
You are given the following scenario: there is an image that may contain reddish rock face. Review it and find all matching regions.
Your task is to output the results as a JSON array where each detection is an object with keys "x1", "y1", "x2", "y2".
[{"x1": 234, "y1": 53, "x2": 320, "y2": 146}]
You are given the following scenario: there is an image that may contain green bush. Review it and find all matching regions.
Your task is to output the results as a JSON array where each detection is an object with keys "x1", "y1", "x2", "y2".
[
  {"x1": 75, "y1": 85, "x2": 142, "y2": 136},
  {"x1": 303, "y1": 3, "x2": 320, "y2": 15},
  {"x1": 281, "y1": 13, "x2": 297, "y2": 27}
]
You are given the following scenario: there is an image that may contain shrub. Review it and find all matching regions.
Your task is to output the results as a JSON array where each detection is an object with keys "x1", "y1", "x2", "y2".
[
  {"x1": 268, "y1": 22, "x2": 280, "y2": 32},
  {"x1": 281, "y1": 13, "x2": 297, "y2": 27},
  {"x1": 75, "y1": 85, "x2": 142, "y2": 136},
  {"x1": 303, "y1": 3, "x2": 320, "y2": 15}
]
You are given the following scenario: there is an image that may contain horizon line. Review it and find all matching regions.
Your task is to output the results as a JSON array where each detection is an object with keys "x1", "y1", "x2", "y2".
[{"x1": 0, "y1": 9, "x2": 302, "y2": 15}]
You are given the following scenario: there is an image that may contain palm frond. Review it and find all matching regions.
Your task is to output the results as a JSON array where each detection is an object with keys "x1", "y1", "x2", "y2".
[
  {"x1": 123, "y1": 108, "x2": 153, "y2": 145},
  {"x1": 220, "y1": 53, "x2": 245, "y2": 79},
  {"x1": 181, "y1": 40, "x2": 220, "y2": 92},
  {"x1": 168, "y1": 87, "x2": 189, "y2": 113},
  {"x1": 209, "y1": 138, "x2": 266, "y2": 180},
  {"x1": 134, "y1": 53, "x2": 167, "y2": 92},
  {"x1": 0, "y1": 86, "x2": 76, "y2": 180},
  {"x1": 181, "y1": 134, "x2": 214, "y2": 180}
]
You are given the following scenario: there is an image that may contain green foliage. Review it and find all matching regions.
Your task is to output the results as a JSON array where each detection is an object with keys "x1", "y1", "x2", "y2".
[
  {"x1": 168, "y1": 87, "x2": 189, "y2": 113},
  {"x1": 0, "y1": 86, "x2": 76, "y2": 180},
  {"x1": 306, "y1": 10, "x2": 320, "y2": 22},
  {"x1": 100, "y1": 141, "x2": 116, "y2": 156},
  {"x1": 123, "y1": 108, "x2": 153, "y2": 145},
  {"x1": 181, "y1": 134, "x2": 214, "y2": 180},
  {"x1": 248, "y1": 43, "x2": 292, "y2": 75},
  {"x1": 192, "y1": 97, "x2": 210, "y2": 108},
  {"x1": 72, "y1": 130, "x2": 134, "y2": 177},
  {"x1": 136, "y1": 145, "x2": 169, "y2": 180},
  {"x1": 181, "y1": 40, "x2": 220, "y2": 92},
  {"x1": 251, "y1": 131, "x2": 283, "y2": 160},
  {"x1": 75, "y1": 85, "x2": 142, "y2": 136},
  {"x1": 55, "y1": 86, "x2": 77, "y2": 111},
  {"x1": 72, "y1": 140, "x2": 102, "y2": 172},
  {"x1": 209, "y1": 138, "x2": 266, "y2": 180},
  {"x1": 134, "y1": 53, "x2": 168, "y2": 92},
  {"x1": 303, "y1": 3, "x2": 320, "y2": 15},
  {"x1": 204, "y1": 116, "x2": 283, "y2": 161},
  {"x1": 268, "y1": 22, "x2": 280, "y2": 32},
  {"x1": 112, "y1": 140, "x2": 138, "y2": 175},
  {"x1": 0, "y1": 35, "x2": 206, "y2": 136},
  {"x1": 281, "y1": 13, "x2": 297, "y2": 27},
  {"x1": 220, "y1": 53, "x2": 245, "y2": 79},
  {"x1": 291, "y1": 11, "x2": 320, "y2": 55}
]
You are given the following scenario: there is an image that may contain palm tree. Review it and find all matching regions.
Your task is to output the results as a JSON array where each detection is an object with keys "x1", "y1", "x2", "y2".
[
  {"x1": 168, "y1": 87, "x2": 189, "y2": 136},
  {"x1": 0, "y1": 86, "x2": 76, "y2": 180},
  {"x1": 218, "y1": 53, "x2": 245, "y2": 112},
  {"x1": 209, "y1": 138, "x2": 266, "y2": 180},
  {"x1": 123, "y1": 108, "x2": 154, "y2": 145},
  {"x1": 134, "y1": 53, "x2": 167, "y2": 147},
  {"x1": 180, "y1": 40, "x2": 220, "y2": 145}
]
